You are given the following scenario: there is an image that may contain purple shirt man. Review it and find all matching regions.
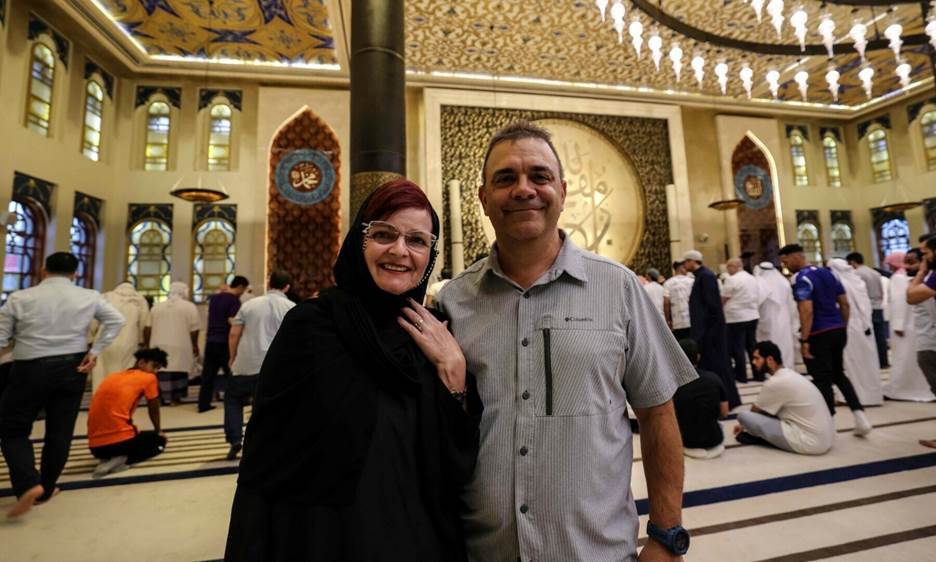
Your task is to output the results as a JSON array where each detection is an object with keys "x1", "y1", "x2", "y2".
[
  {"x1": 198, "y1": 276, "x2": 249, "y2": 412},
  {"x1": 792, "y1": 266, "x2": 846, "y2": 335}
]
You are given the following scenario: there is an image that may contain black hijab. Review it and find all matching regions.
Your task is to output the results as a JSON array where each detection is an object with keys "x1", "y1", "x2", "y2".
[{"x1": 236, "y1": 188, "x2": 442, "y2": 504}]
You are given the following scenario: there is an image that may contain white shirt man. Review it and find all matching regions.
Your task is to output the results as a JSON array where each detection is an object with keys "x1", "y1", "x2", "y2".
[
  {"x1": 0, "y1": 252, "x2": 125, "y2": 517},
  {"x1": 641, "y1": 268, "x2": 665, "y2": 319},
  {"x1": 735, "y1": 342, "x2": 835, "y2": 455},
  {"x1": 722, "y1": 258, "x2": 761, "y2": 382},
  {"x1": 663, "y1": 262, "x2": 694, "y2": 336},
  {"x1": 224, "y1": 274, "x2": 296, "y2": 459}
]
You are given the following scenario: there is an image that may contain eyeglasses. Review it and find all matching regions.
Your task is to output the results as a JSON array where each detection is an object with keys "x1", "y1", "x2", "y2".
[{"x1": 362, "y1": 221, "x2": 437, "y2": 252}]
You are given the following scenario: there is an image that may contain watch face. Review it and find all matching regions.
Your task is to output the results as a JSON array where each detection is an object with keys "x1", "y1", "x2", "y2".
[{"x1": 674, "y1": 530, "x2": 690, "y2": 552}]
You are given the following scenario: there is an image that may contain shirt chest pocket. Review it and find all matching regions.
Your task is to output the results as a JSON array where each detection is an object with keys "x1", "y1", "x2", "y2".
[{"x1": 536, "y1": 327, "x2": 626, "y2": 417}]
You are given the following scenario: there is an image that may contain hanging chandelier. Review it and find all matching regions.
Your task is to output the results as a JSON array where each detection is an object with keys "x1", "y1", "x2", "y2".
[
  {"x1": 591, "y1": 0, "x2": 936, "y2": 103},
  {"x1": 169, "y1": 176, "x2": 230, "y2": 203}
]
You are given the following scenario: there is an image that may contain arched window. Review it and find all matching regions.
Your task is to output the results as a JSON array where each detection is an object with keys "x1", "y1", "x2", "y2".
[
  {"x1": 144, "y1": 101, "x2": 171, "y2": 171},
  {"x1": 790, "y1": 131, "x2": 809, "y2": 186},
  {"x1": 192, "y1": 218, "x2": 236, "y2": 303},
  {"x1": 831, "y1": 222, "x2": 854, "y2": 256},
  {"x1": 26, "y1": 43, "x2": 55, "y2": 136},
  {"x1": 867, "y1": 128, "x2": 893, "y2": 183},
  {"x1": 822, "y1": 134, "x2": 842, "y2": 188},
  {"x1": 82, "y1": 81, "x2": 105, "y2": 161},
  {"x1": 879, "y1": 218, "x2": 910, "y2": 258},
  {"x1": 128, "y1": 219, "x2": 171, "y2": 300},
  {"x1": 3, "y1": 199, "x2": 45, "y2": 301},
  {"x1": 70, "y1": 214, "x2": 97, "y2": 288},
  {"x1": 797, "y1": 222, "x2": 823, "y2": 265},
  {"x1": 922, "y1": 111, "x2": 936, "y2": 171},
  {"x1": 207, "y1": 103, "x2": 233, "y2": 171}
]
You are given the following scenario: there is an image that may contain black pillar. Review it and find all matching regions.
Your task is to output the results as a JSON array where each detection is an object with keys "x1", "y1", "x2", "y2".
[{"x1": 350, "y1": 0, "x2": 406, "y2": 216}]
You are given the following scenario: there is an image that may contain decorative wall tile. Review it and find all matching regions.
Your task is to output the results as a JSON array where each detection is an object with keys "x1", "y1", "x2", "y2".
[
  {"x1": 12, "y1": 172, "x2": 55, "y2": 218},
  {"x1": 193, "y1": 203, "x2": 237, "y2": 226},
  {"x1": 74, "y1": 191, "x2": 103, "y2": 227},
  {"x1": 127, "y1": 203, "x2": 173, "y2": 229},
  {"x1": 135, "y1": 85, "x2": 182, "y2": 109},
  {"x1": 84, "y1": 60, "x2": 115, "y2": 99},
  {"x1": 198, "y1": 89, "x2": 242, "y2": 111}
]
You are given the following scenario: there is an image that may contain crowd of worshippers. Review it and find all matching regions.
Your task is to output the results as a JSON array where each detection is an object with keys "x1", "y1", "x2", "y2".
[
  {"x1": 3, "y1": 120, "x2": 936, "y2": 561},
  {"x1": 639, "y1": 235, "x2": 936, "y2": 458},
  {"x1": 0, "y1": 252, "x2": 296, "y2": 517}
]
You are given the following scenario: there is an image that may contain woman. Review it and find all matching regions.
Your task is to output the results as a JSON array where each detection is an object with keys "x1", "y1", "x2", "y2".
[
  {"x1": 225, "y1": 180, "x2": 481, "y2": 561},
  {"x1": 145, "y1": 282, "x2": 200, "y2": 405},
  {"x1": 828, "y1": 258, "x2": 883, "y2": 406}
]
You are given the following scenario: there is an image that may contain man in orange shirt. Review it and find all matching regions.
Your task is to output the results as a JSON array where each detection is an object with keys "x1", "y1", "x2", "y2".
[{"x1": 87, "y1": 348, "x2": 169, "y2": 478}]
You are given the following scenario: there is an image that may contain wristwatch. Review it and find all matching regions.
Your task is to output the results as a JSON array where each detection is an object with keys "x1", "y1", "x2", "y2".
[{"x1": 647, "y1": 522, "x2": 690, "y2": 555}]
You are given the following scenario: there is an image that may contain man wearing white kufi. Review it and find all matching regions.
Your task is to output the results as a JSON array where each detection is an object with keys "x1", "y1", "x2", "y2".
[
  {"x1": 90, "y1": 283, "x2": 150, "y2": 391},
  {"x1": 754, "y1": 262, "x2": 797, "y2": 371},
  {"x1": 828, "y1": 258, "x2": 883, "y2": 406}
]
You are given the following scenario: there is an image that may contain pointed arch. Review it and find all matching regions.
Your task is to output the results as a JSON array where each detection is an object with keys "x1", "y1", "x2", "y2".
[{"x1": 266, "y1": 106, "x2": 341, "y2": 298}]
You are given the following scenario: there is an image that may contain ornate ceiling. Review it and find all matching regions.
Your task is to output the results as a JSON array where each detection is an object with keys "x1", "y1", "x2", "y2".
[{"x1": 83, "y1": 0, "x2": 934, "y2": 110}]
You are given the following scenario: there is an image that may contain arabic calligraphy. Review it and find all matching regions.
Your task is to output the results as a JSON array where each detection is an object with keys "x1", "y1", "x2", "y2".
[{"x1": 289, "y1": 162, "x2": 321, "y2": 192}]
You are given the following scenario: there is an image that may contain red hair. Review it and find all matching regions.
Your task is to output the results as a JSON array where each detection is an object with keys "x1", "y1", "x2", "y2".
[{"x1": 361, "y1": 179, "x2": 433, "y2": 223}]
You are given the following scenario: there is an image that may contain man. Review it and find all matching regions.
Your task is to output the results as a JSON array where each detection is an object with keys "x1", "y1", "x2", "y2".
[
  {"x1": 642, "y1": 268, "x2": 665, "y2": 318},
  {"x1": 436, "y1": 122, "x2": 696, "y2": 561},
  {"x1": 846, "y1": 252, "x2": 888, "y2": 368},
  {"x1": 884, "y1": 250, "x2": 934, "y2": 401},
  {"x1": 684, "y1": 250, "x2": 741, "y2": 409},
  {"x1": 664, "y1": 260, "x2": 694, "y2": 341},
  {"x1": 199, "y1": 275, "x2": 249, "y2": 412},
  {"x1": 91, "y1": 282, "x2": 150, "y2": 391},
  {"x1": 778, "y1": 244, "x2": 872, "y2": 436},
  {"x1": 225, "y1": 271, "x2": 295, "y2": 460},
  {"x1": 829, "y1": 258, "x2": 883, "y2": 407},
  {"x1": 908, "y1": 237, "x2": 936, "y2": 450},
  {"x1": 673, "y1": 338, "x2": 729, "y2": 459},
  {"x1": 87, "y1": 348, "x2": 169, "y2": 478},
  {"x1": 734, "y1": 341, "x2": 834, "y2": 455},
  {"x1": 722, "y1": 257, "x2": 761, "y2": 383},
  {"x1": 754, "y1": 262, "x2": 797, "y2": 373},
  {"x1": 0, "y1": 252, "x2": 125, "y2": 517}
]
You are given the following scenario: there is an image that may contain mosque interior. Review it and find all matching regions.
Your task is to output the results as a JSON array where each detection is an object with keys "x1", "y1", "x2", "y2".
[{"x1": 1, "y1": 0, "x2": 936, "y2": 559}]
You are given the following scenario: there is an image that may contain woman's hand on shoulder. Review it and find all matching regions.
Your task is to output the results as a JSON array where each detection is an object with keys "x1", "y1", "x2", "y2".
[{"x1": 398, "y1": 298, "x2": 466, "y2": 393}]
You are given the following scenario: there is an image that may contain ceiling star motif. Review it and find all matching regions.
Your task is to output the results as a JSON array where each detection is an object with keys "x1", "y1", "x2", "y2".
[
  {"x1": 97, "y1": 0, "x2": 337, "y2": 65},
  {"x1": 405, "y1": 0, "x2": 934, "y2": 107}
]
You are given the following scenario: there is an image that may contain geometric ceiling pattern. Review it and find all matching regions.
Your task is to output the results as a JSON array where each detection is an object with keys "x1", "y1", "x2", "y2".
[
  {"x1": 96, "y1": 0, "x2": 337, "y2": 65},
  {"x1": 405, "y1": 0, "x2": 934, "y2": 107},
  {"x1": 86, "y1": 1, "x2": 934, "y2": 109}
]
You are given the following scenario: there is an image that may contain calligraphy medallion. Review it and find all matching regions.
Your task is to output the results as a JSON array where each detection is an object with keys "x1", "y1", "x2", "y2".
[{"x1": 275, "y1": 148, "x2": 335, "y2": 205}]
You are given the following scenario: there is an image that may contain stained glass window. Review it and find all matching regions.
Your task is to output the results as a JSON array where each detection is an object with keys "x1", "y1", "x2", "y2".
[
  {"x1": 922, "y1": 111, "x2": 936, "y2": 171},
  {"x1": 868, "y1": 129, "x2": 892, "y2": 183},
  {"x1": 26, "y1": 44, "x2": 55, "y2": 136},
  {"x1": 207, "y1": 103, "x2": 232, "y2": 171},
  {"x1": 822, "y1": 134, "x2": 842, "y2": 188},
  {"x1": 128, "y1": 219, "x2": 171, "y2": 301},
  {"x1": 797, "y1": 222, "x2": 823, "y2": 265},
  {"x1": 879, "y1": 218, "x2": 910, "y2": 258},
  {"x1": 144, "y1": 101, "x2": 171, "y2": 171},
  {"x1": 3, "y1": 199, "x2": 45, "y2": 302},
  {"x1": 790, "y1": 131, "x2": 809, "y2": 186},
  {"x1": 192, "y1": 218, "x2": 235, "y2": 303},
  {"x1": 70, "y1": 214, "x2": 96, "y2": 288},
  {"x1": 831, "y1": 222, "x2": 854, "y2": 257},
  {"x1": 82, "y1": 81, "x2": 104, "y2": 161}
]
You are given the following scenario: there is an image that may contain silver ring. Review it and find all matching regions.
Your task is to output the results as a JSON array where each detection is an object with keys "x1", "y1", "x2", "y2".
[{"x1": 415, "y1": 320, "x2": 424, "y2": 332}]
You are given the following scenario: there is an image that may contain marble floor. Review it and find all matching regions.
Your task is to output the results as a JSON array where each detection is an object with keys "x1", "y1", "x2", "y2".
[{"x1": 1, "y1": 371, "x2": 935, "y2": 561}]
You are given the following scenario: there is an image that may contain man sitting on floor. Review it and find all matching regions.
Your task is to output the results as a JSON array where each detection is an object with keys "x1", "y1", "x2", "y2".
[
  {"x1": 734, "y1": 341, "x2": 834, "y2": 455},
  {"x1": 673, "y1": 338, "x2": 730, "y2": 459},
  {"x1": 87, "y1": 348, "x2": 170, "y2": 478}
]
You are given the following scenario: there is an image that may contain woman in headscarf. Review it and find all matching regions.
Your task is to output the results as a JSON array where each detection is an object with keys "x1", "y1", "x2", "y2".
[
  {"x1": 91, "y1": 282, "x2": 150, "y2": 391},
  {"x1": 225, "y1": 179, "x2": 481, "y2": 561},
  {"x1": 828, "y1": 258, "x2": 884, "y2": 406},
  {"x1": 145, "y1": 282, "x2": 200, "y2": 405},
  {"x1": 883, "y1": 252, "x2": 935, "y2": 401}
]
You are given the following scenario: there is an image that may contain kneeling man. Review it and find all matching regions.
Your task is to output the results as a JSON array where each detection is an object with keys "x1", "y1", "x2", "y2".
[
  {"x1": 735, "y1": 341, "x2": 834, "y2": 455},
  {"x1": 88, "y1": 348, "x2": 169, "y2": 477}
]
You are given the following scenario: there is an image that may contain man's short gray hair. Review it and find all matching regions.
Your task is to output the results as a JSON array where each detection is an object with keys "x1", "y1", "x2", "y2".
[{"x1": 481, "y1": 121, "x2": 565, "y2": 184}]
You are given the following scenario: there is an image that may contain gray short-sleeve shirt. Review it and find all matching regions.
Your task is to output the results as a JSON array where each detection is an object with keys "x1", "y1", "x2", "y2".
[{"x1": 436, "y1": 234, "x2": 697, "y2": 562}]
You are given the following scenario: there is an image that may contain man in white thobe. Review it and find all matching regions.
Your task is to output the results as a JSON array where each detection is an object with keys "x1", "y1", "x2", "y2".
[
  {"x1": 664, "y1": 261, "x2": 694, "y2": 341},
  {"x1": 828, "y1": 258, "x2": 883, "y2": 406},
  {"x1": 91, "y1": 283, "x2": 150, "y2": 390},
  {"x1": 641, "y1": 268, "x2": 665, "y2": 319},
  {"x1": 754, "y1": 262, "x2": 797, "y2": 373},
  {"x1": 884, "y1": 251, "x2": 935, "y2": 401}
]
